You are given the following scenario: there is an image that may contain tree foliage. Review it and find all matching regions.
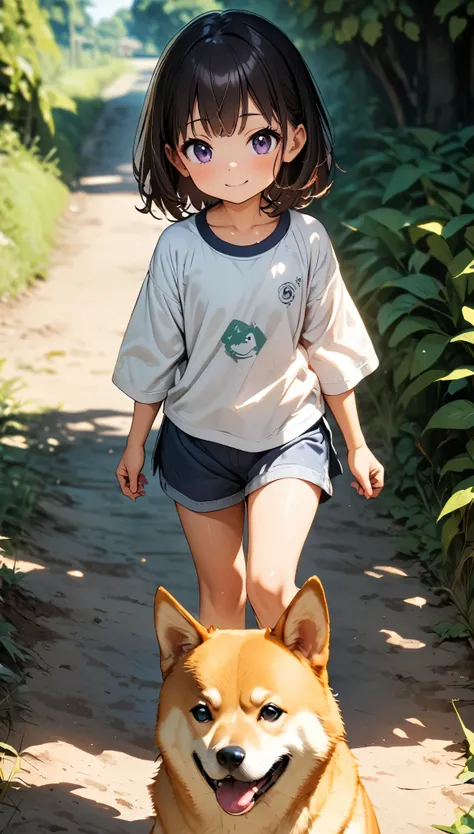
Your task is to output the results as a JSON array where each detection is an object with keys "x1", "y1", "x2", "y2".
[
  {"x1": 130, "y1": 0, "x2": 222, "y2": 50},
  {"x1": 39, "y1": 0, "x2": 93, "y2": 48},
  {"x1": 0, "y1": 0, "x2": 76, "y2": 144},
  {"x1": 291, "y1": 0, "x2": 474, "y2": 130}
]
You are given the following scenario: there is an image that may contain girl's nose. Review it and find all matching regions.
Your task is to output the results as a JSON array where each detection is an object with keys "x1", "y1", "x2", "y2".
[{"x1": 228, "y1": 161, "x2": 237, "y2": 169}]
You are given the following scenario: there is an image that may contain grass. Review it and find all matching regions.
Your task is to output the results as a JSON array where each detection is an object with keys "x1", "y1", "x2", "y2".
[
  {"x1": 0, "y1": 365, "x2": 43, "y2": 825},
  {"x1": 0, "y1": 126, "x2": 68, "y2": 300},
  {"x1": 0, "y1": 56, "x2": 128, "y2": 300}
]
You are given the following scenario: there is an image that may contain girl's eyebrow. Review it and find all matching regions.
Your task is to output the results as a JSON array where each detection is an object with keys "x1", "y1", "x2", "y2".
[{"x1": 186, "y1": 112, "x2": 264, "y2": 127}]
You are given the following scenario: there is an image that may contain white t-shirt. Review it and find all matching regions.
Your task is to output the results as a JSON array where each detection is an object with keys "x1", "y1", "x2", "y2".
[{"x1": 112, "y1": 208, "x2": 379, "y2": 452}]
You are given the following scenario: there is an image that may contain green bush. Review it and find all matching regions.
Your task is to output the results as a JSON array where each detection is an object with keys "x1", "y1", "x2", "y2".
[
  {"x1": 0, "y1": 126, "x2": 68, "y2": 298},
  {"x1": 322, "y1": 126, "x2": 474, "y2": 635}
]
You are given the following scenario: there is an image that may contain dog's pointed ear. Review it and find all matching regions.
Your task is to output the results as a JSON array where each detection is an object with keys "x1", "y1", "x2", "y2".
[
  {"x1": 154, "y1": 587, "x2": 209, "y2": 677},
  {"x1": 272, "y1": 577, "x2": 329, "y2": 669}
]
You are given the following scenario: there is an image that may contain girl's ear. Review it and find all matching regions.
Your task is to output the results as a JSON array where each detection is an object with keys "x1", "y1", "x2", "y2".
[
  {"x1": 282, "y1": 123, "x2": 307, "y2": 164},
  {"x1": 165, "y1": 144, "x2": 190, "y2": 178}
]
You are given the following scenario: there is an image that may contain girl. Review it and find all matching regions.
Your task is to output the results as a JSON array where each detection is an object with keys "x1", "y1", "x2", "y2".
[{"x1": 113, "y1": 10, "x2": 384, "y2": 631}]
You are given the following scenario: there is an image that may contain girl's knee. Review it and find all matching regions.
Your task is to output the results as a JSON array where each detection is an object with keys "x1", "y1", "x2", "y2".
[
  {"x1": 200, "y1": 573, "x2": 246, "y2": 613},
  {"x1": 246, "y1": 576, "x2": 297, "y2": 626}
]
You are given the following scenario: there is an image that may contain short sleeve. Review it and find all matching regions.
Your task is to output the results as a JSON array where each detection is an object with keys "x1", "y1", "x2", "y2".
[
  {"x1": 301, "y1": 221, "x2": 379, "y2": 396},
  {"x1": 112, "y1": 236, "x2": 185, "y2": 404}
]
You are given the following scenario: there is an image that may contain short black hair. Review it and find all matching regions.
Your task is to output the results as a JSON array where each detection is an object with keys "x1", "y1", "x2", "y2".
[{"x1": 133, "y1": 10, "x2": 336, "y2": 220}]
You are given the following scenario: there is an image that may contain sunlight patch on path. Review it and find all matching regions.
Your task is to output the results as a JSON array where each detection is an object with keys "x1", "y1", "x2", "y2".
[{"x1": 20, "y1": 740, "x2": 154, "y2": 822}]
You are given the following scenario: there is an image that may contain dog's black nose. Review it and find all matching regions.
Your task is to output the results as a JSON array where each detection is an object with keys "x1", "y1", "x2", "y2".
[{"x1": 216, "y1": 745, "x2": 246, "y2": 772}]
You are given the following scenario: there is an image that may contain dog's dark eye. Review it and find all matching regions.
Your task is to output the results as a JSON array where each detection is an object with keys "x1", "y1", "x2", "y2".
[
  {"x1": 259, "y1": 704, "x2": 283, "y2": 722},
  {"x1": 190, "y1": 704, "x2": 213, "y2": 723}
]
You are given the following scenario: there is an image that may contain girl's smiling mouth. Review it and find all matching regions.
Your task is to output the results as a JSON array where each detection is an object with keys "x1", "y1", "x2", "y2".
[{"x1": 225, "y1": 180, "x2": 249, "y2": 187}]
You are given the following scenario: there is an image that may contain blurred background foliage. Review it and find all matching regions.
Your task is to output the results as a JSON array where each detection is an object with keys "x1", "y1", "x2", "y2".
[{"x1": 0, "y1": 0, "x2": 473, "y2": 639}]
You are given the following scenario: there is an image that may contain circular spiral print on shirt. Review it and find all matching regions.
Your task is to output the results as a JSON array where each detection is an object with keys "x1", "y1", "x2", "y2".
[{"x1": 278, "y1": 282, "x2": 297, "y2": 306}]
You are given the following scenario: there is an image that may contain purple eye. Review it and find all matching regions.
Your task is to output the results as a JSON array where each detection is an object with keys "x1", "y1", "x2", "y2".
[
  {"x1": 251, "y1": 131, "x2": 279, "y2": 155},
  {"x1": 184, "y1": 142, "x2": 212, "y2": 164}
]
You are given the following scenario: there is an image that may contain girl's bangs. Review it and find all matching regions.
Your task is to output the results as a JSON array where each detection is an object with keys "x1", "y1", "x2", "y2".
[{"x1": 171, "y1": 38, "x2": 280, "y2": 143}]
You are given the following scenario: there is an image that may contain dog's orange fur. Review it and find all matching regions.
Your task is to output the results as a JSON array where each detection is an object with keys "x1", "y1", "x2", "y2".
[{"x1": 149, "y1": 576, "x2": 380, "y2": 834}]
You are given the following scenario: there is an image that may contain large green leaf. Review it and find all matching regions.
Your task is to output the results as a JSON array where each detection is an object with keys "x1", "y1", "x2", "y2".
[
  {"x1": 440, "y1": 454, "x2": 474, "y2": 478},
  {"x1": 425, "y1": 400, "x2": 474, "y2": 433},
  {"x1": 450, "y1": 251, "x2": 474, "y2": 277},
  {"x1": 427, "y1": 234, "x2": 453, "y2": 267},
  {"x1": 459, "y1": 126, "x2": 474, "y2": 143},
  {"x1": 410, "y1": 334, "x2": 451, "y2": 378},
  {"x1": 336, "y1": 16, "x2": 360, "y2": 43},
  {"x1": 360, "y1": 19, "x2": 383, "y2": 45},
  {"x1": 449, "y1": 15, "x2": 468, "y2": 40},
  {"x1": 365, "y1": 207, "x2": 413, "y2": 231},
  {"x1": 400, "y1": 368, "x2": 445, "y2": 408},
  {"x1": 357, "y1": 267, "x2": 402, "y2": 299},
  {"x1": 437, "y1": 476, "x2": 474, "y2": 521},
  {"x1": 441, "y1": 514, "x2": 460, "y2": 552},
  {"x1": 404, "y1": 20, "x2": 420, "y2": 40},
  {"x1": 393, "y1": 351, "x2": 413, "y2": 389},
  {"x1": 377, "y1": 294, "x2": 420, "y2": 333},
  {"x1": 409, "y1": 205, "x2": 450, "y2": 224},
  {"x1": 409, "y1": 128, "x2": 441, "y2": 151},
  {"x1": 462, "y1": 306, "x2": 474, "y2": 326},
  {"x1": 438, "y1": 367, "x2": 474, "y2": 380},
  {"x1": 388, "y1": 316, "x2": 445, "y2": 347},
  {"x1": 443, "y1": 214, "x2": 474, "y2": 238},
  {"x1": 437, "y1": 188, "x2": 464, "y2": 215},
  {"x1": 452, "y1": 330, "x2": 474, "y2": 345},
  {"x1": 391, "y1": 273, "x2": 444, "y2": 300},
  {"x1": 409, "y1": 249, "x2": 430, "y2": 272},
  {"x1": 434, "y1": 0, "x2": 465, "y2": 20},
  {"x1": 382, "y1": 164, "x2": 422, "y2": 203}
]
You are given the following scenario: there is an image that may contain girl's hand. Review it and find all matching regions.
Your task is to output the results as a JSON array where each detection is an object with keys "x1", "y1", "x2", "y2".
[
  {"x1": 347, "y1": 444, "x2": 384, "y2": 499},
  {"x1": 116, "y1": 441, "x2": 148, "y2": 501}
]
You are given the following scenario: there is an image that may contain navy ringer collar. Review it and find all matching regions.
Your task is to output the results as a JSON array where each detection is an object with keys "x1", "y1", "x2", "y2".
[{"x1": 195, "y1": 208, "x2": 291, "y2": 257}]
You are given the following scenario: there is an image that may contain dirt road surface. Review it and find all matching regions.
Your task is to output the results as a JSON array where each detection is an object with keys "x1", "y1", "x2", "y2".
[{"x1": 0, "y1": 60, "x2": 473, "y2": 834}]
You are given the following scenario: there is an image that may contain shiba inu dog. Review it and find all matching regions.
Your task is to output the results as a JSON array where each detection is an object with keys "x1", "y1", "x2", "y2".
[{"x1": 149, "y1": 576, "x2": 380, "y2": 834}]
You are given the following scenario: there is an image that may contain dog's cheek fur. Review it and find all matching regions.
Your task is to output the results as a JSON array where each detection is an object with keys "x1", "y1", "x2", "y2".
[{"x1": 158, "y1": 706, "x2": 204, "y2": 790}]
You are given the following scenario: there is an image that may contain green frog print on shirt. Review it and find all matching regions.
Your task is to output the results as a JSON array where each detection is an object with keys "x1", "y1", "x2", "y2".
[{"x1": 221, "y1": 320, "x2": 267, "y2": 362}]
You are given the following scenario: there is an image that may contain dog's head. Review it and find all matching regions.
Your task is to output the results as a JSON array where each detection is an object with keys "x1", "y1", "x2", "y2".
[{"x1": 153, "y1": 577, "x2": 344, "y2": 822}]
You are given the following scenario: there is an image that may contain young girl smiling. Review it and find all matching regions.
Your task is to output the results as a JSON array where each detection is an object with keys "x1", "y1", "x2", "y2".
[{"x1": 113, "y1": 10, "x2": 384, "y2": 631}]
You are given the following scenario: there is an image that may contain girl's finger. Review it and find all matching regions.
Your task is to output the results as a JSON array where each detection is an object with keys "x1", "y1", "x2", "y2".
[{"x1": 370, "y1": 470, "x2": 384, "y2": 490}]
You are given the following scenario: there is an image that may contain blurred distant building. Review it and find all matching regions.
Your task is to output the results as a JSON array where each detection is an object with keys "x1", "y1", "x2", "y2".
[{"x1": 118, "y1": 37, "x2": 142, "y2": 56}]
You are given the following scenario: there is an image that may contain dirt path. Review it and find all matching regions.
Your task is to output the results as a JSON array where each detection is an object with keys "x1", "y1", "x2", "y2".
[{"x1": 0, "y1": 59, "x2": 473, "y2": 834}]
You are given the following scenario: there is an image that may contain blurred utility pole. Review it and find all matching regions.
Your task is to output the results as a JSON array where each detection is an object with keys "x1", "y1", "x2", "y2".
[{"x1": 69, "y1": 0, "x2": 77, "y2": 67}]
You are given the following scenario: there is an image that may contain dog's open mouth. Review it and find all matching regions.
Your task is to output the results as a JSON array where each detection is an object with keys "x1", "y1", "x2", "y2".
[{"x1": 193, "y1": 752, "x2": 290, "y2": 815}]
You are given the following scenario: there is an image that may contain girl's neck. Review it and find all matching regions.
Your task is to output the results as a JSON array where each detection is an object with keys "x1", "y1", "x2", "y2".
[{"x1": 207, "y1": 193, "x2": 275, "y2": 233}]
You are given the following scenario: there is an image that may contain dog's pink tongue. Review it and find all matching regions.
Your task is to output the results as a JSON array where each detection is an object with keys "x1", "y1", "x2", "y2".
[{"x1": 216, "y1": 779, "x2": 259, "y2": 815}]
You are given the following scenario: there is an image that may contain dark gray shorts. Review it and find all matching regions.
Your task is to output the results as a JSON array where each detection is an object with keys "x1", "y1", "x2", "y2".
[{"x1": 152, "y1": 416, "x2": 343, "y2": 513}]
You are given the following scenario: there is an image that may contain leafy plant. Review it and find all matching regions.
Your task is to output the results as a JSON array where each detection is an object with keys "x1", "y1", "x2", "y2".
[
  {"x1": 321, "y1": 125, "x2": 474, "y2": 635},
  {"x1": 451, "y1": 700, "x2": 474, "y2": 785},
  {"x1": 433, "y1": 805, "x2": 474, "y2": 833},
  {"x1": 0, "y1": 741, "x2": 21, "y2": 804},
  {"x1": 432, "y1": 701, "x2": 474, "y2": 830}
]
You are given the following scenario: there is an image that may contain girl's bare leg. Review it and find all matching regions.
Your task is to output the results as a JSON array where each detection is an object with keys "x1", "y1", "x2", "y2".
[
  {"x1": 246, "y1": 479, "x2": 322, "y2": 629},
  {"x1": 176, "y1": 502, "x2": 247, "y2": 629}
]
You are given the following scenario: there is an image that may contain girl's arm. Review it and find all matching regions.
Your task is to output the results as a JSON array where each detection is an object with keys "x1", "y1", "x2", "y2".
[
  {"x1": 323, "y1": 389, "x2": 365, "y2": 451},
  {"x1": 128, "y1": 401, "x2": 162, "y2": 448},
  {"x1": 116, "y1": 401, "x2": 162, "y2": 501},
  {"x1": 324, "y1": 390, "x2": 384, "y2": 499}
]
